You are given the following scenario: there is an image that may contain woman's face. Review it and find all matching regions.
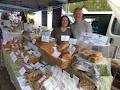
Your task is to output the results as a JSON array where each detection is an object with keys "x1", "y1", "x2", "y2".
[{"x1": 61, "y1": 17, "x2": 69, "y2": 27}]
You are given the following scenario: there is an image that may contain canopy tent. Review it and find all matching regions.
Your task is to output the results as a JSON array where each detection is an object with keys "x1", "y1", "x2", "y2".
[
  {"x1": 0, "y1": 0, "x2": 87, "y2": 11},
  {"x1": 0, "y1": 3, "x2": 34, "y2": 12}
]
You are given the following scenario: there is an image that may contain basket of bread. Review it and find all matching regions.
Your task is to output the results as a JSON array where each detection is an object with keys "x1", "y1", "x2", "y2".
[
  {"x1": 79, "y1": 48, "x2": 103, "y2": 64},
  {"x1": 35, "y1": 37, "x2": 80, "y2": 69}
]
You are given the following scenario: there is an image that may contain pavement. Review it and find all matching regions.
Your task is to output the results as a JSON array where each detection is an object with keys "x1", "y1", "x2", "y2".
[{"x1": 0, "y1": 67, "x2": 16, "y2": 90}]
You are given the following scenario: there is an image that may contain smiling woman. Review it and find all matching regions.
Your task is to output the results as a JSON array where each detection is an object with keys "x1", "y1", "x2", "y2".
[{"x1": 51, "y1": 15, "x2": 73, "y2": 44}]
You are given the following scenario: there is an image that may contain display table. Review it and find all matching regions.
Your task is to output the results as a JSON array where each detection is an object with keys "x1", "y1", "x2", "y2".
[
  {"x1": 95, "y1": 58, "x2": 113, "y2": 90},
  {"x1": 72, "y1": 58, "x2": 113, "y2": 90},
  {"x1": 3, "y1": 50, "x2": 113, "y2": 90},
  {"x1": 95, "y1": 58, "x2": 111, "y2": 76},
  {"x1": 3, "y1": 50, "x2": 33, "y2": 90}
]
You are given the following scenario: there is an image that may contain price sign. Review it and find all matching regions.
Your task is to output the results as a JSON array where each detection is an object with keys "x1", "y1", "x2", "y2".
[
  {"x1": 19, "y1": 67, "x2": 26, "y2": 76},
  {"x1": 41, "y1": 35, "x2": 50, "y2": 42},
  {"x1": 67, "y1": 45, "x2": 76, "y2": 54},
  {"x1": 79, "y1": 32, "x2": 108, "y2": 46},
  {"x1": 69, "y1": 38, "x2": 77, "y2": 45},
  {"x1": 24, "y1": 56, "x2": 29, "y2": 63},
  {"x1": 61, "y1": 35, "x2": 70, "y2": 41},
  {"x1": 10, "y1": 52, "x2": 17, "y2": 63}
]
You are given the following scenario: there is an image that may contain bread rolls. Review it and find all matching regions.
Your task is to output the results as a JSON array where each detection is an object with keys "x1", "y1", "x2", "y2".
[
  {"x1": 40, "y1": 43, "x2": 54, "y2": 54},
  {"x1": 28, "y1": 55, "x2": 40, "y2": 64},
  {"x1": 27, "y1": 71, "x2": 41, "y2": 82},
  {"x1": 57, "y1": 42, "x2": 69, "y2": 52}
]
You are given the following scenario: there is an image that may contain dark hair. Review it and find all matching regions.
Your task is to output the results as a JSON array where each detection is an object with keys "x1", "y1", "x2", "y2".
[{"x1": 59, "y1": 15, "x2": 70, "y2": 27}]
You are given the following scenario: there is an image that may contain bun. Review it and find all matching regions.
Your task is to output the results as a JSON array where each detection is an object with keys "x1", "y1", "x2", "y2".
[
  {"x1": 89, "y1": 52, "x2": 103, "y2": 63},
  {"x1": 27, "y1": 71, "x2": 41, "y2": 82},
  {"x1": 61, "y1": 53, "x2": 73, "y2": 69},
  {"x1": 62, "y1": 53, "x2": 73, "y2": 60},
  {"x1": 40, "y1": 43, "x2": 54, "y2": 54},
  {"x1": 57, "y1": 42, "x2": 69, "y2": 52},
  {"x1": 28, "y1": 55, "x2": 39, "y2": 64}
]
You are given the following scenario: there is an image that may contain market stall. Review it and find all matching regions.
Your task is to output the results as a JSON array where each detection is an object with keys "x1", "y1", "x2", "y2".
[{"x1": 2, "y1": 24, "x2": 113, "y2": 90}]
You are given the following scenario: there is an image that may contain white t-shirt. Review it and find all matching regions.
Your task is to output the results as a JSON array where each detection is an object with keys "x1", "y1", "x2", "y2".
[{"x1": 70, "y1": 20, "x2": 92, "y2": 39}]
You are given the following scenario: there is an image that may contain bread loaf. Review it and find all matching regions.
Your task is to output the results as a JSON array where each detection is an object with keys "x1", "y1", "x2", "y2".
[
  {"x1": 57, "y1": 42, "x2": 69, "y2": 52},
  {"x1": 28, "y1": 55, "x2": 40, "y2": 64},
  {"x1": 89, "y1": 52, "x2": 103, "y2": 63},
  {"x1": 27, "y1": 71, "x2": 41, "y2": 82},
  {"x1": 61, "y1": 53, "x2": 73, "y2": 69},
  {"x1": 40, "y1": 43, "x2": 54, "y2": 54}
]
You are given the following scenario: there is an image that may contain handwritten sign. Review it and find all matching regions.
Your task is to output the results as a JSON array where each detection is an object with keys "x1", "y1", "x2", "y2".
[
  {"x1": 61, "y1": 35, "x2": 70, "y2": 41},
  {"x1": 41, "y1": 35, "x2": 50, "y2": 42}
]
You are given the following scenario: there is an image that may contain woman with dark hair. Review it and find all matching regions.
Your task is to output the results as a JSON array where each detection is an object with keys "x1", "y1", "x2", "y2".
[{"x1": 51, "y1": 15, "x2": 73, "y2": 44}]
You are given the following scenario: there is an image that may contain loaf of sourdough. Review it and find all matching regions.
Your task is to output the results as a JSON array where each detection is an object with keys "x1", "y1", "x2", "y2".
[
  {"x1": 27, "y1": 71, "x2": 41, "y2": 82},
  {"x1": 28, "y1": 55, "x2": 40, "y2": 64},
  {"x1": 89, "y1": 52, "x2": 103, "y2": 63},
  {"x1": 40, "y1": 43, "x2": 54, "y2": 54},
  {"x1": 57, "y1": 42, "x2": 69, "y2": 52},
  {"x1": 61, "y1": 53, "x2": 73, "y2": 69}
]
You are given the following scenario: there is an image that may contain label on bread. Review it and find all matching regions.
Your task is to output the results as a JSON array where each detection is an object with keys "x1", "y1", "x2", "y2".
[
  {"x1": 25, "y1": 65, "x2": 33, "y2": 69},
  {"x1": 34, "y1": 62, "x2": 41, "y2": 69},
  {"x1": 69, "y1": 38, "x2": 77, "y2": 45},
  {"x1": 41, "y1": 35, "x2": 50, "y2": 42},
  {"x1": 30, "y1": 64, "x2": 35, "y2": 68},
  {"x1": 39, "y1": 67, "x2": 46, "y2": 73},
  {"x1": 67, "y1": 45, "x2": 76, "y2": 55},
  {"x1": 24, "y1": 56, "x2": 29, "y2": 63},
  {"x1": 61, "y1": 35, "x2": 70, "y2": 41},
  {"x1": 17, "y1": 76, "x2": 31, "y2": 90},
  {"x1": 52, "y1": 51, "x2": 61, "y2": 58},
  {"x1": 33, "y1": 51, "x2": 41, "y2": 57},
  {"x1": 19, "y1": 67, "x2": 26, "y2": 76},
  {"x1": 21, "y1": 52, "x2": 24, "y2": 58},
  {"x1": 43, "y1": 77, "x2": 54, "y2": 90},
  {"x1": 73, "y1": 75, "x2": 79, "y2": 85},
  {"x1": 27, "y1": 42, "x2": 38, "y2": 51},
  {"x1": 32, "y1": 39, "x2": 36, "y2": 44},
  {"x1": 52, "y1": 47, "x2": 61, "y2": 58},
  {"x1": 10, "y1": 52, "x2": 17, "y2": 63},
  {"x1": 63, "y1": 70, "x2": 70, "y2": 77},
  {"x1": 38, "y1": 75, "x2": 46, "y2": 83}
]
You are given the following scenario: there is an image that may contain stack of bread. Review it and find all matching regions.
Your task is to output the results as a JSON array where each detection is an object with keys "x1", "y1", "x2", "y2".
[
  {"x1": 35, "y1": 37, "x2": 56, "y2": 48},
  {"x1": 79, "y1": 48, "x2": 103, "y2": 63},
  {"x1": 89, "y1": 52, "x2": 103, "y2": 63},
  {"x1": 26, "y1": 70, "x2": 42, "y2": 82},
  {"x1": 57, "y1": 42, "x2": 80, "y2": 69},
  {"x1": 3, "y1": 41, "x2": 12, "y2": 51},
  {"x1": 40, "y1": 43, "x2": 54, "y2": 54},
  {"x1": 80, "y1": 75, "x2": 95, "y2": 90},
  {"x1": 28, "y1": 54, "x2": 40, "y2": 64},
  {"x1": 15, "y1": 58, "x2": 25, "y2": 69},
  {"x1": 33, "y1": 72, "x2": 52, "y2": 90}
]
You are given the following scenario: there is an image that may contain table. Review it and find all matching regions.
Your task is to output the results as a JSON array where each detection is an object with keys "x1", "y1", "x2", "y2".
[
  {"x1": 73, "y1": 58, "x2": 113, "y2": 90},
  {"x1": 3, "y1": 50, "x2": 33, "y2": 90}
]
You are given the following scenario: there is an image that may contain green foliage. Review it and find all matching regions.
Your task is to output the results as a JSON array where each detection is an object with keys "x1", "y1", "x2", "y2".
[{"x1": 63, "y1": 0, "x2": 111, "y2": 12}]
